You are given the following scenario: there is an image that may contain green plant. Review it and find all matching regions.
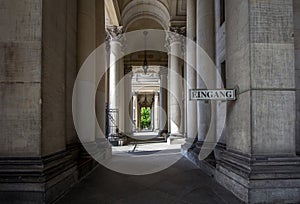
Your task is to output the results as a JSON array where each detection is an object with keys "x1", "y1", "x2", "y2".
[{"x1": 140, "y1": 107, "x2": 151, "y2": 129}]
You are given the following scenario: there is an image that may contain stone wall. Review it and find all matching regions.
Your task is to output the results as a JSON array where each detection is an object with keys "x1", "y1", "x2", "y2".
[
  {"x1": 0, "y1": 0, "x2": 42, "y2": 157},
  {"x1": 216, "y1": 1, "x2": 300, "y2": 203},
  {"x1": 249, "y1": 0, "x2": 295, "y2": 155}
]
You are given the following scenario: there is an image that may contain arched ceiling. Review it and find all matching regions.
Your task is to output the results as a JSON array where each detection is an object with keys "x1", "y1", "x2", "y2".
[
  {"x1": 126, "y1": 18, "x2": 164, "y2": 32},
  {"x1": 106, "y1": 0, "x2": 185, "y2": 68},
  {"x1": 121, "y1": 0, "x2": 170, "y2": 31},
  {"x1": 118, "y1": 0, "x2": 170, "y2": 12},
  {"x1": 115, "y1": 0, "x2": 186, "y2": 31}
]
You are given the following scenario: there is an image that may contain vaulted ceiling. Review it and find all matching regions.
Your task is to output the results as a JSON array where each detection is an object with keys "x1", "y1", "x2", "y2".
[
  {"x1": 106, "y1": 0, "x2": 186, "y2": 68},
  {"x1": 112, "y1": 0, "x2": 186, "y2": 30}
]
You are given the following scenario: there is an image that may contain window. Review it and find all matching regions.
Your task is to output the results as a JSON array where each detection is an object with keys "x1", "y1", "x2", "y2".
[{"x1": 220, "y1": 0, "x2": 226, "y2": 26}]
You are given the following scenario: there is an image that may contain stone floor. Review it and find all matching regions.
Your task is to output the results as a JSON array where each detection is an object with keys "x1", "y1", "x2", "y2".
[{"x1": 56, "y1": 156, "x2": 244, "y2": 204}]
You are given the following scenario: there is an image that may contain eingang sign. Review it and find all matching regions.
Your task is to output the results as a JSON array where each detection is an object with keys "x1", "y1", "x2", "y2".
[{"x1": 190, "y1": 89, "x2": 236, "y2": 101}]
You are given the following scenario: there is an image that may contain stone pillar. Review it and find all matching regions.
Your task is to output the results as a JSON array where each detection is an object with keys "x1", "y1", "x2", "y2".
[
  {"x1": 106, "y1": 26, "x2": 124, "y2": 134},
  {"x1": 154, "y1": 92, "x2": 160, "y2": 131},
  {"x1": 151, "y1": 101, "x2": 155, "y2": 130},
  {"x1": 215, "y1": 1, "x2": 300, "y2": 203},
  {"x1": 166, "y1": 27, "x2": 185, "y2": 144},
  {"x1": 0, "y1": 0, "x2": 79, "y2": 202},
  {"x1": 186, "y1": 0, "x2": 198, "y2": 142},
  {"x1": 118, "y1": 57, "x2": 125, "y2": 133},
  {"x1": 95, "y1": 0, "x2": 107, "y2": 139},
  {"x1": 159, "y1": 67, "x2": 168, "y2": 133},
  {"x1": 294, "y1": 0, "x2": 300, "y2": 155},
  {"x1": 132, "y1": 93, "x2": 138, "y2": 131},
  {"x1": 196, "y1": 0, "x2": 215, "y2": 143},
  {"x1": 124, "y1": 66, "x2": 133, "y2": 135}
]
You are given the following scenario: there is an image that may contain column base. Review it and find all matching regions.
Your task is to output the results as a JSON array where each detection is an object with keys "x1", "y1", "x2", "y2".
[
  {"x1": 215, "y1": 150, "x2": 300, "y2": 203},
  {"x1": 182, "y1": 141, "x2": 216, "y2": 177},
  {"x1": 167, "y1": 134, "x2": 185, "y2": 145},
  {"x1": 0, "y1": 151, "x2": 77, "y2": 204},
  {"x1": 181, "y1": 137, "x2": 197, "y2": 155}
]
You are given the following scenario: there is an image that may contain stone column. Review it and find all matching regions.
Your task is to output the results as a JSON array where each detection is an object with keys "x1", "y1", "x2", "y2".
[
  {"x1": 132, "y1": 93, "x2": 138, "y2": 132},
  {"x1": 186, "y1": 0, "x2": 198, "y2": 142},
  {"x1": 166, "y1": 27, "x2": 185, "y2": 144},
  {"x1": 124, "y1": 66, "x2": 133, "y2": 135},
  {"x1": 215, "y1": 1, "x2": 300, "y2": 203},
  {"x1": 159, "y1": 67, "x2": 168, "y2": 133},
  {"x1": 196, "y1": 0, "x2": 215, "y2": 144},
  {"x1": 294, "y1": 0, "x2": 300, "y2": 155},
  {"x1": 0, "y1": 0, "x2": 80, "y2": 202},
  {"x1": 154, "y1": 92, "x2": 160, "y2": 131},
  {"x1": 95, "y1": 0, "x2": 107, "y2": 139},
  {"x1": 118, "y1": 57, "x2": 125, "y2": 133},
  {"x1": 151, "y1": 101, "x2": 155, "y2": 130},
  {"x1": 106, "y1": 26, "x2": 124, "y2": 134}
]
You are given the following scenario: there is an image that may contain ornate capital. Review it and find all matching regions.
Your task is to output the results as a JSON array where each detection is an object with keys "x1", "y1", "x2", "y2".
[
  {"x1": 106, "y1": 25, "x2": 124, "y2": 42},
  {"x1": 170, "y1": 26, "x2": 186, "y2": 36},
  {"x1": 165, "y1": 26, "x2": 186, "y2": 53}
]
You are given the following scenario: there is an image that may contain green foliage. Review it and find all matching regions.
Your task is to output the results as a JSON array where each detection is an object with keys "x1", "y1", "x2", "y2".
[{"x1": 141, "y1": 107, "x2": 151, "y2": 129}]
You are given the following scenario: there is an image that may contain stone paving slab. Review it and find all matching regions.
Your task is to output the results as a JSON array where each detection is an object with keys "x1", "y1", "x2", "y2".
[{"x1": 56, "y1": 157, "x2": 244, "y2": 204}]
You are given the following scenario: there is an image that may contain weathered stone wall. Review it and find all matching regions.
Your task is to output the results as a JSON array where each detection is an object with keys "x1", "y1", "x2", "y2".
[
  {"x1": 216, "y1": 1, "x2": 299, "y2": 203},
  {"x1": 249, "y1": 0, "x2": 295, "y2": 155},
  {"x1": 0, "y1": 0, "x2": 42, "y2": 157},
  {"x1": 226, "y1": 0, "x2": 251, "y2": 154},
  {"x1": 294, "y1": 0, "x2": 300, "y2": 154},
  {"x1": 42, "y1": 0, "x2": 68, "y2": 156},
  {"x1": 226, "y1": 0, "x2": 295, "y2": 156}
]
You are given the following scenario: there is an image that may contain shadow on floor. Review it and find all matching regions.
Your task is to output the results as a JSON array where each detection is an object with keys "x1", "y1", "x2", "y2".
[{"x1": 56, "y1": 157, "x2": 244, "y2": 204}]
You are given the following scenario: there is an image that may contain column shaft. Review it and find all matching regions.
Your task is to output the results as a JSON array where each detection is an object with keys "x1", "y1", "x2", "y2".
[
  {"x1": 160, "y1": 68, "x2": 168, "y2": 133},
  {"x1": 107, "y1": 26, "x2": 124, "y2": 135},
  {"x1": 166, "y1": 27, "x2": 185, "y2": 144},
  {"x1": 186, "y1": 0, "x2": 198, "y2": 141},
  {"x1": 133, "y1": 94, "x2": 138, "y2": 131},
  {"x1": 154, "y1": 92, "x2": 160, "y2": 131},
  {"x1": 196, "y1": 0, "x2": 215, "y2": 142}
]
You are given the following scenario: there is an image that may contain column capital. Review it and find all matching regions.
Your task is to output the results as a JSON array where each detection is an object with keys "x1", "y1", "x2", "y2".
[
  {"x1": 106, "y1": 25, "x2": 126, "y2": 53},
  {"x1": 170, "y1": 26, "x2": 186, "y2": 36},
  {"x1": 106, "y1": 25, "x2": 124, "y2": 42},
  {"x1": 165, "y1": 26, "x2": 186, "y2": 53}
]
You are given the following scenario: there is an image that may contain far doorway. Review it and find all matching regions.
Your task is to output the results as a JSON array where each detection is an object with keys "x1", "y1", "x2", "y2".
[{"x1": 140, "y1": 107, "x2": 152, "y2": 131}]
